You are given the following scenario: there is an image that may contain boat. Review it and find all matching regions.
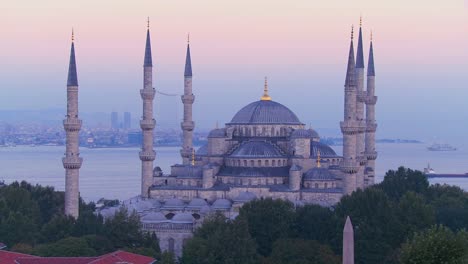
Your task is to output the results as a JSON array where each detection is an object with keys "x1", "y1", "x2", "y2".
[
  {"x1": 423, "y1": 164, "x2": 468, "y2": 178},
  {"x1": 427, "y1": 143, "x2": 457, "y2": 151}
]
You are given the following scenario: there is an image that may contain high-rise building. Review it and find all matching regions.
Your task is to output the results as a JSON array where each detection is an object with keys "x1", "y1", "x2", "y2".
[
  {"x1": 111, "y1": 112, "x2": 119, "y2": 130},
  {"x1": 124, "y1": 112, "x2": 131, "y2": 130}
]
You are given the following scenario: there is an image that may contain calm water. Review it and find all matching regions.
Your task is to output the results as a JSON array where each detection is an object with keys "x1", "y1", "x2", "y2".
[{"x1": 0, "y1": 144, "x2": 467, "y2": 201}]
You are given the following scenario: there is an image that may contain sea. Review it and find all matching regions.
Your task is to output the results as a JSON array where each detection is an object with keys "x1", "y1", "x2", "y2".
[{"x1": 0, "y1": 143, "x2": 467, "y2": 202}]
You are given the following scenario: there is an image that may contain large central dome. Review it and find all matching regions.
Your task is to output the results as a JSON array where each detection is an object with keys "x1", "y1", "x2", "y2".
[{"x1": 228, "y1": 100, "x2": 302, "y2": 125}]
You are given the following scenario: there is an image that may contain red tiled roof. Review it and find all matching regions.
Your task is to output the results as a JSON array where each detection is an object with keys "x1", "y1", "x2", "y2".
[
  {"x1": 14, "y1": 257, "x2": 98, "y2": 264},
  {"x1": 89, "y1": 250, "x2": 155, "y2": 264},
  {"x1": 0, "y1": 250, "x2": 155, "y2": 264},
  {"x1": 0, "y1": 250, "x2": 34, "y2": 264}
]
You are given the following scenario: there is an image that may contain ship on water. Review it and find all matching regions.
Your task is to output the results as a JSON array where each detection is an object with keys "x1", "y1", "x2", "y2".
[
  {"x1": 423, "y1": 164, "x2": 468, "y2": 178},
  {"x1": 427, "y1": 143, "x2": 457, "y2": 151}
]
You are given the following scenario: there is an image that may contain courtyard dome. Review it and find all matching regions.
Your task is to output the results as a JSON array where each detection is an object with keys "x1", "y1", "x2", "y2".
[
  {"x1": 228, "y1": 100, "x2": 302, "y2": 125},
  {"x1": 163, "y1": 198, "x2": 185, "y2": 209},
  {"x1": 172, "y1": 213, "x2": 194, "y2": 224},
  {"x1": 208, "y1": 128, "x2": 226, "y2": 138},
  {"x1": 304, "y1": 167, "x2": 336, "y2": 181},
  {"x1": 141, "y1": 212, "x2": 167, "y2": 223},
  {"x1": 187, "y1": 198, "x2": 208, "y2": 209},
  {"x1": 212, "y1": 198, "x2": 232, "y2": 210},
  {"x1": 230, "y1": 141, "x2": 284, "y2": 158}
]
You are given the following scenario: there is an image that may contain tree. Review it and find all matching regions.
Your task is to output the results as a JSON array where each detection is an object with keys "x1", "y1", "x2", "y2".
[
  {"x1": 395, "y1": 192, "x2": 435, "y2": 240},
  {"x1": 294, "y1": 204, "x2": 338, "y2": 246},
  {"x1": 399, "y1": 225, "x2": 468, "y2": 264},
  {"x1": 40, "y1": 214, "x2": 75, "y2": 243},
  {"x1": 378, "y1": 167, "x2": 429, "y2": 200},
  {"x1": 34, "y1": 237, "x2": 96, "y2": 257},
  {"x1": 181, "y1": 213, "x2": 258, "y2": 264},
  {"x1": 237, "y1": 198, "x2": 295, "y2": 256},
  {"x1": 426, "y1": 184, "x2": 468, "y2": 231},
  {"x1": 266, "y1": 238, "x2": 340, "y2": 264}
]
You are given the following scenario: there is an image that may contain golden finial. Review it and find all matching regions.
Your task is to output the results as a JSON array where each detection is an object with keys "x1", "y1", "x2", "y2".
[
  {"x1": 71, "y1": 28, "x2": 74, "y2": 42},
  {"x1": 351, "y1": 25, "x2": 354, "y2": 40},
  {"x1": 360, "y1": 15, "x2": 362, "y2": 27},
  {"x1": 147, "y1": 17, "x2": 150, "y2": 29},
  {"x1": 261, "y1": 76, "x2": 272, "y2": 101},
  {"x1": 187, "y1": 33, "x2": 190, "y2": 44},
  {"x1": 316, "y1": 149, "x2": 321, "y2": 168},
  {"x1": 191, "y1": 148, "x2": 195, "y2": 166},
  {"x1": 370, "y1": 30, "x2": 373, "y2": 42}
]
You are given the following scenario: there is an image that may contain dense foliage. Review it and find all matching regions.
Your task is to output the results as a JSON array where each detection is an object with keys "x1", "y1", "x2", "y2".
[
  {"x1": 182, "y1": 167, "x2": 468, "y2": 264},
  {"x1": 0, "y1": 181, "x2": 160, "y2": 259}
]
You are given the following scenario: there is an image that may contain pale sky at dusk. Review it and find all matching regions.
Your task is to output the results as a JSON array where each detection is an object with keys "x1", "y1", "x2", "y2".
[{"x1": 0, "y1": 0, "x2": 467, "y2": 141}]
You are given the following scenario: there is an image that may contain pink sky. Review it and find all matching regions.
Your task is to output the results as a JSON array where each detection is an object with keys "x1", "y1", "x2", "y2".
[{"x1": 0, "y1": 0, "x2": 467, "y2": 140}]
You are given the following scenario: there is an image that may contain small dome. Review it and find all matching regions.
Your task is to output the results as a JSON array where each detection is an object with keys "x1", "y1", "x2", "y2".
[
  {"x1": 228, "y1": 100, "x2": 302, "y2": 125},
  {"x1": 290, "y1": 129, "x2": 313, "y2": 139},
  {"x1": 308, "y1": 128, "x2": 319, "y2": 138},
  {"x1": 187, "y1": 198, "x2": 208, "y2": 209},
  {"x1": 310, "y1": 141, "x2": 338, "y2": 158},
  {"x1": 141, "y1": 212, "x2": 167, "y2": 223},
  {"x1": 230, "y1": 141, "x2": 284, "y2": 158},
  {"x1": 196, "y1": 144, "x2": 208, "y2": 156},
  {"x1": 304, "y1": 167, "x2": 336, "y2": 181},
  {"x1": 172, "y1": 213, "x2": 194, "y2": 224},
  {"x1": 212, "y1": 199, "x2": 232, "y2": 210},
  {"x1": 233, "y1": 192, "x2": 257, "y2": 203},
  {"x1": 200, "y1": 205, "x2": 211, "y2": 214},
  {"x1": 163, "y1": 198, "x2": 186, "y2": 209},
  {"x1": 208, "y1": 128, "x2": 226, "y2": 138},
  {"x1": 148, "y1": 199, "x2": 162, "y2": 208}
]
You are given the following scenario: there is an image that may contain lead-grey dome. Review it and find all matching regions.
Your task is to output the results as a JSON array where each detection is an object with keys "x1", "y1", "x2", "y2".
[
  {"x1": 310, "y1": 141, "x2": 338, "y2": 158},
  {"x1": 228, "y1": 100, "x2": 302, "y2": 125},
  {"x1": 141, "y1": 212, "x2": 167, "y2": 223},
  {"x1": 172, "y1": 213, "x2": 194, "y2": 224},
  {"x1": 208, "y1": 128, "x2": 226, "y2": 138},
  {"x1": 212, "y1": 199, "x2": 232, "y2": 210},
  {"x1": 304, "y1": 167, "x2": 336, "y2": 181},
  {"x1": 187, "y1": 198, "x2": 208, "y2": 209},
  {"x1": 163, "y1": 198, "x2": 185, "y2": 209},
  {"x1": 230, "y1": 141, "x2": 285, "y2": 158}
]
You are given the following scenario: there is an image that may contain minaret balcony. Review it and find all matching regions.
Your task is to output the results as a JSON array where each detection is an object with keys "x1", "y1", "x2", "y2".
[
  {"x1": 364, "y1": 151, "x2": 378, "y2": 160},
  {"x1": 181, "y1": 121, "x2": 195, "y2": 131},
  {"x1": 357, "y1": 155, "x2": 367, "y2": 166},
  {"x1": 62, "y1": 156, "x2": 83, "y2": 169},
  {"x1": 181, "y1": 95, "x2": 195, "y2": 104},
  {"x1": 365, "y1": 96, "x2": 378, "y2": 105},
  {"x1": 140, "y1": 119, "x2": 156, "y2": 130},
  {"x1": 339, "y1": 160, "x2": 360, "y2": 174},
  {"x1": 366, "y1": 123, "x2": 377, "y2": 133},
  {"x1": 140, "y1": 88, "x2": 155, "y2": 100},
  {"x1": 340, "y1": 121, "x2": 366, "y2": 135},
  {"x1": 357, "y1": 91, "x2": 368, "y2": 103},
  {"x1": 139, "y1": 150, "x2": 156, "y2": 161},
  {"x1": 63, "y1": 119, "x2": 82, "y2": 131}
]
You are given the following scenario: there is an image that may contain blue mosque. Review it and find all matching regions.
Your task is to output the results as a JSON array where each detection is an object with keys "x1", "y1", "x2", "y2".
[{"x1": 64, "y1": 20, "x2": 378, "y2": 257}]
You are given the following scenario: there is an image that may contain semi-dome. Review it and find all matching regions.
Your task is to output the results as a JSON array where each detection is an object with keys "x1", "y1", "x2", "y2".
[
  {"x1": 230, "y1": 141, "x2": 285, "y2": 158},
  {"x1": 208, "y1": 128, "x2": 226, "y2": 138},
  {"x1": 212, "y1": 198, "x2": 232, "y2": 210},
  {"x1": 228, "y1": 100, "x2": 302, "y2": 125},
  {"x1": 141, "y1": 212, "x2": 167, "y2": 223},
  {"x1": 304, "y1": 167, "x2": 336, "y2": 181},
  {"x1": 172, "y1": 213, "x2": 194, "y2": 224},
  {"x1": 310, "y1": 141, "x2": 338, "y2": 158}
]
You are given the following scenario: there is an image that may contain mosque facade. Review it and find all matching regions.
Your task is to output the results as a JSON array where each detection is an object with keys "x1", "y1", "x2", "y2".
[{"x1": 93, "y1": 21, "x2": 378, "y2": 257}]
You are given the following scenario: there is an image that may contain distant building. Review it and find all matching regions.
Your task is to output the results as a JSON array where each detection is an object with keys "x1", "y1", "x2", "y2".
[
  {"x1": 124, "y1": 112, "x2": 131, "y2": 130},
  {"x1": 111, "y1": 112, "x2": 119, "y2": 130},
  {"x1": 128, "y1": 131, "x2": 143, "y2": 145}
]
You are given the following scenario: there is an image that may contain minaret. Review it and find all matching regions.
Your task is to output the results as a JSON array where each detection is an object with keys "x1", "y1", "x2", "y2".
[
  {"x1": 139, "y1": 19, "x2": 156, "y2": 198},
  {"x1": 63, "y1": 30, "x2": 83, "y2": 218},
  {"x1": 340, "y1": 26, "x2": 360, "y2": 195},
  {"x1": 180, "y1": 34, "x2": 195, "y2": 165},
  {"x1": 355, "y1": 18, "x2": 367, "y2": 189},
  {"x1": 342, "y1": 216, "x2": 355, "y2": 264},
  {"x1": 364, "y1": 33, "x2": 378, "y2": 186}
]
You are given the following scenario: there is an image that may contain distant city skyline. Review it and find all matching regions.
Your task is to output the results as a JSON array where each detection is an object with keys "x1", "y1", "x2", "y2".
[{"x1": 0, "y1": 0, "x2": 467, "y2": 142}]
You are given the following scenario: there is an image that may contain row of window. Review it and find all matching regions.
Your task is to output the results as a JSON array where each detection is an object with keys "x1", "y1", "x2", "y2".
[{"x1": 226, "y1": 158, "x2": 288, "y2": 167}]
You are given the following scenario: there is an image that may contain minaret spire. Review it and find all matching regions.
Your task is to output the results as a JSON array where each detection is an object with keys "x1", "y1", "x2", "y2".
[
  {"x1": 356, "y1": 18, "x2": 365, "y2": 69},
  {"x1": 345, "y1": 26, "x2": 356, "y2": 87},
  {"x1": 367, "y1": 36, "x2": 375, "y2": 76},
  {"x1": 139, "y1": 20, "x2": 156, "y2": 198},
  {"x1": 180, "y1": 35, "x2": 195, "y2": 164},
  {"x1": 261, "y1": 76, "x2": 271, "y2": 101},
  {"x1": 63, "y1": 30, "x2": 83, "y2": 218}
]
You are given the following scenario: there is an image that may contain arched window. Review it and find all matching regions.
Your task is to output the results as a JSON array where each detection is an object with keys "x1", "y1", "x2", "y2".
[
  {"x1": 244, "y1": 160, "x2": 247, "y2": 166},
  {"x1": 265, "y1": 160, "x2": 269, "y2": 167},
  {"x1": 271, "y1": 127, "x2": 275, "y2": 136},
  {"x1": 166, "y1": 213, "x2": 175, "y2": 219},
  {"x1": 324, "y1": 183, "x2": 328, "y2": 188},
  {"x1": 250, "y1": 160, "x2": 254, "y2": 167},
  {"x1": 315, "y1": 183, "x2": 319, "y2": 189},
  {"x1": 168, "y1": 238, "x2": 175, "y2": 253},
  {"x1": 258, "y1": 160, "x2": 261, "y2": 167},
  {"x1": 272, "y1": 160, "x2": 276, "y2": 166},
  {"x1": 192, "y1": 213, "x2": 201, "y2": 220}
]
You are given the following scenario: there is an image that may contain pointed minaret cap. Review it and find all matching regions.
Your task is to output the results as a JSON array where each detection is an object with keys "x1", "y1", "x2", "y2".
[
  {"x1": 367, "y1": 33, "x2": 375, "y2": 76},
  {"x1": 356, "y1": 17, "x2": 365, "y2": 69},
  {"x1": 144, "y1": 18, "x2": 153, "y2": 67},
  {"x1": 345, "y1": 26, "x2": 356, "y2": 86},
  {"x1": 261, "y1": 77, "x2": 272, "y2": 101},
  {"x1": 67, "y1": 29, "x2": 78, "y2": 86},
  {"x1": 184, "y1": 33, "x2": 192, "y2": 77}
]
